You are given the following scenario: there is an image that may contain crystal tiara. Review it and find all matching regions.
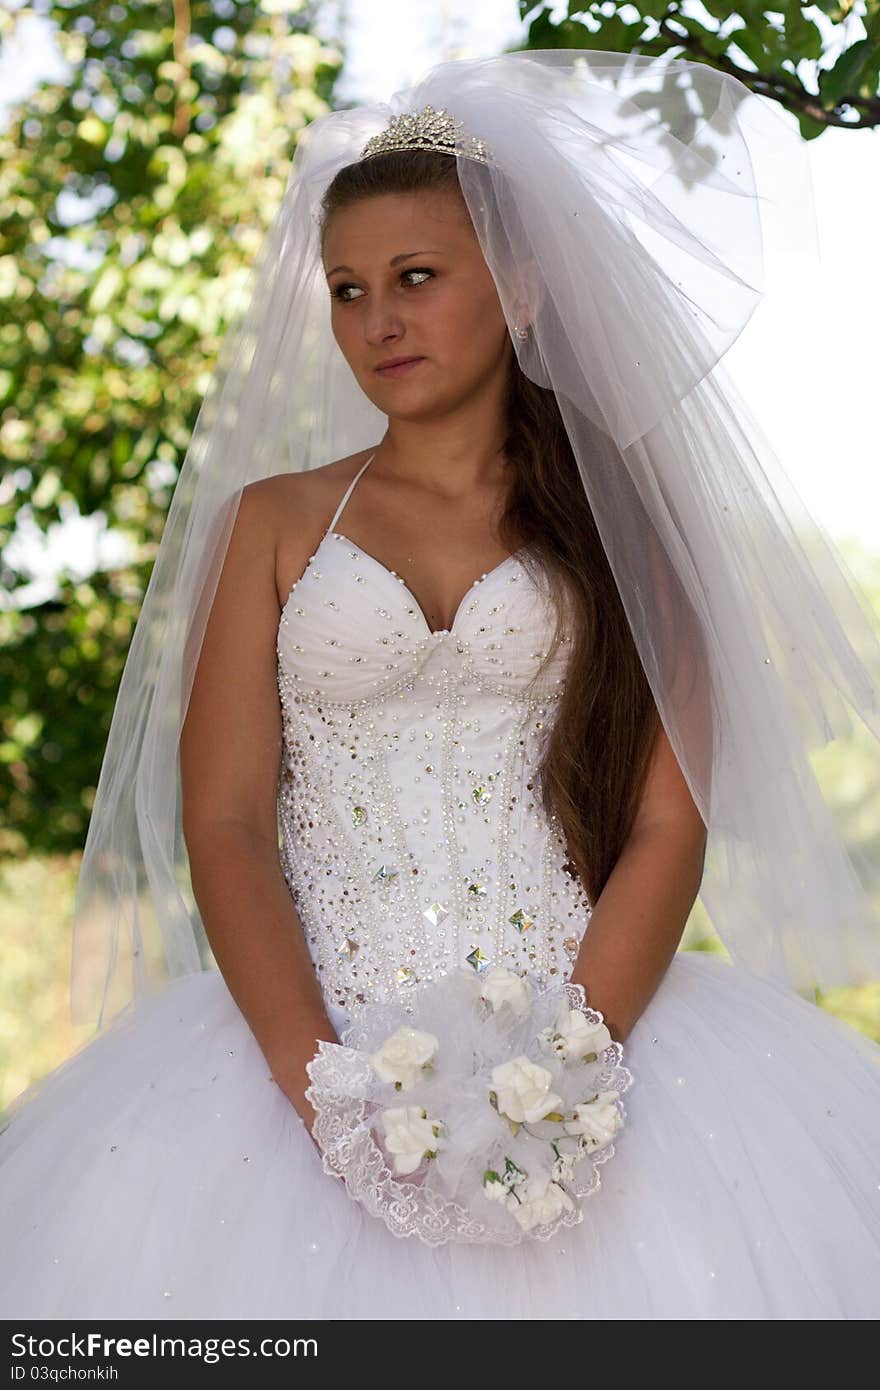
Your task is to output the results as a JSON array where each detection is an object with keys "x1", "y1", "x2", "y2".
[{"x1": 358, "y1": 104, "x2": 496, "y2": 166}]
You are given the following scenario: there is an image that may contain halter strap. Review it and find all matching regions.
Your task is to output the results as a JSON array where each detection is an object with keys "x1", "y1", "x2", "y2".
[{"x1": 326, "y1": 451, "x2": 377, "y2": 535}]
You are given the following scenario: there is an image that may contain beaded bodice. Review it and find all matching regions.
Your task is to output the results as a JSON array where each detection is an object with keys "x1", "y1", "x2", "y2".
[{"x1": 275, "y1": 455, "x2": 593, "y2": 1026}]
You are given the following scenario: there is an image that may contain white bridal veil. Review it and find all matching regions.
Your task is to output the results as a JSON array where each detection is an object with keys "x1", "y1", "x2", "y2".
[{"x1": 70, "y1": 49, "x2": 880, "y2": 1031}]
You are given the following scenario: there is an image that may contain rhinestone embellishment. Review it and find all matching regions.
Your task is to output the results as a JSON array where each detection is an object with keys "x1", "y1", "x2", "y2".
[
  {"x1": 359, "y1": 104, "x2": 496, "y2": 166},
  {"x1": 274, "y1": 513, "x2": 592, "y2": 1018},
  {"x1": 465, "y1": 946, "x2": 491, "y2": 972},
  {"x1": 509, "y1": 907, "x2": 534, "y2": 933},
  {"x1": 372, "y1": 864, "x2": 398, "y2": 884},
  {"x1": 423, "y1": 901, "x2": 449, "y2": 927}
]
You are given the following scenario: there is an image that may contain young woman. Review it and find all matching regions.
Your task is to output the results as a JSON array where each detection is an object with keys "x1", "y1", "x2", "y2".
[{"x1": 2, "y1": 51, "x2": 879, "y2": 1320}]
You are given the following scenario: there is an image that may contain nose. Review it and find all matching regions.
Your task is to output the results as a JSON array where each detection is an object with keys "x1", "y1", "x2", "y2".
[{"x1": 361, "y1": 288, "x2": 406, "y2": 346}]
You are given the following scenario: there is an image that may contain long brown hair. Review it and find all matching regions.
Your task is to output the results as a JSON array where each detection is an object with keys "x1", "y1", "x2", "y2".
[{"x1": 318, "y1": 149, "x2": 661, "y2": 906}]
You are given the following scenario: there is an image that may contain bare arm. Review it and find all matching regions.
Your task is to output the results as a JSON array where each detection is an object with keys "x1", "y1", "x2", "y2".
[
  {"x1": 569, "y1": 718, "x2": 708, "y2": 1042},
  {"x1": 180, "y1": 481, "x2": 336, "y2": 1137}
]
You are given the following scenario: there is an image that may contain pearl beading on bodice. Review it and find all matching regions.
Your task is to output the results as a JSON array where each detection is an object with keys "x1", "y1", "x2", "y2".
[{"x1": 274, "y1": 473, "x2": 592, "y2": 1023}]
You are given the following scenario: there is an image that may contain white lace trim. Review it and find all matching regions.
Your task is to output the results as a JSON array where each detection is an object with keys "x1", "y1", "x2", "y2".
[{"x1": 305, "y1": 974, "x2": 633, "y2": 1246}]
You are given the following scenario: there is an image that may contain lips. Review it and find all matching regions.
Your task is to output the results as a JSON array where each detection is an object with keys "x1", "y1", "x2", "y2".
[{"x1": 375, "y1": 356, "x2": 424, "y2": 377}]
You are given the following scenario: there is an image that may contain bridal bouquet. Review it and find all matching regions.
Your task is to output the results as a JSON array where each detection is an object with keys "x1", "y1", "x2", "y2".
[{"x1": 304, "y1": 966, "x2": 632, "y2": 1247}]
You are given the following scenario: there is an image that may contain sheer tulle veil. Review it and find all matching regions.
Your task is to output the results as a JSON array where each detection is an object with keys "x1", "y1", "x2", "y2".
[{"x1": 69, "y1": 49, "x2": 880, "y2": 1032}]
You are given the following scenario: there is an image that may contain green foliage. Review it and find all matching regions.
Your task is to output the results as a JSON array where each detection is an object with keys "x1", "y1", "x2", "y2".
[
  {"x1": 1, "y1": 570, "x2": 142, "y2": 853},
  {"x1": 0, "y1": 1, "x2": 342, "y2": 854},
  {"x1": 516, "y1": 1, "x2": 880, "y2": 137}
]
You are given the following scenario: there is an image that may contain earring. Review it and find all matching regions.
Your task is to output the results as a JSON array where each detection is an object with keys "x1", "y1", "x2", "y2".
[{"x1": 513, "y1": 322, "x2": 530, "y2": 341}]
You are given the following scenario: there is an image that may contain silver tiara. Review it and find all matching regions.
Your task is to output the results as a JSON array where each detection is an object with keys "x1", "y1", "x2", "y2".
[{"x1": 358, "y1": 104, "x2": 496, "y2": 166}]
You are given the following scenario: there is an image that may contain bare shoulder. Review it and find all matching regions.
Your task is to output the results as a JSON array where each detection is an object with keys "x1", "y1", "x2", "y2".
[
  {"x1": 246, "y1": 451, "x2": 370, "y2": 510},
  {"x1": 242, "y1": 450, "x2": 378, "y2": 608}
]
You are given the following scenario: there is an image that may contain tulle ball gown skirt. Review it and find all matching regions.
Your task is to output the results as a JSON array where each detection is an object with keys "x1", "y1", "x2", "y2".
[{"x1": 1, "y1": 951, "x2": 879, "y2": 1321}]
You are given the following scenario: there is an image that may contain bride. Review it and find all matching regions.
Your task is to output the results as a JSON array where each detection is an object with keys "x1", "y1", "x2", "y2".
[{"x1": 2, "y1": 50, "x2": 880, "y2": 1321}]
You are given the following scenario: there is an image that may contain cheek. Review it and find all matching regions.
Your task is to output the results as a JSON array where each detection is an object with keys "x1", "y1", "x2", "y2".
[
  {"x1": 330, "y1": 311, "x2": 369, "y2": 370},
  {"x1": 330, "y1": 308, "x2": 354, "y2": 345},
  {"x1": 452, "y1": 296, "x2": 509, "y2": 367},
  {"x1": 440, "y1": 286, "x2": 506, "y2": 349}
]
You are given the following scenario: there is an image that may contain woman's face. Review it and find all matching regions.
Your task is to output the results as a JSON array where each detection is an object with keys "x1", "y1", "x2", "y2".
[{"x1": 321, "y1": 189, "x2": 513, "y2": 420}]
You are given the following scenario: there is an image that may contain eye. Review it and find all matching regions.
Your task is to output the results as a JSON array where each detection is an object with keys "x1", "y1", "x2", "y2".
[
  {"x1": 330, "y1": 267, "x2": 435, "y2": 303},
  {"x1": 400, "y1": 267, "x2": 434, "y2": 288}
]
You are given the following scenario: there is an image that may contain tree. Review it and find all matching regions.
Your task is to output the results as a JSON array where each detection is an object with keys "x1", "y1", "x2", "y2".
[
  {"x1": 0, "y1": 1, "x2": 342, "y2": 855},
  {"x1": 519, "y1": 1, "x2": 880, "y2": 137}
]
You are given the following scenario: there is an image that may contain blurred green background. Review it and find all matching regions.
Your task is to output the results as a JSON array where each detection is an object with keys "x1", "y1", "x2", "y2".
[{"x1": 3, "y1": 2, "x2": 880, "y2": 1109}]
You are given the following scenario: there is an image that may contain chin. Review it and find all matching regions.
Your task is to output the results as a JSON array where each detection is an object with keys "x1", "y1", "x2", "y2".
[{"x1": 366, "y1": 382, "x2": 449, "y2": 414}]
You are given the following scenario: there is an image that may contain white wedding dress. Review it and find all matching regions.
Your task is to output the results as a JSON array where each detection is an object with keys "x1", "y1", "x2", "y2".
[{"x1": 2, "y1": 454, "x2": 879, "y2": 1321}]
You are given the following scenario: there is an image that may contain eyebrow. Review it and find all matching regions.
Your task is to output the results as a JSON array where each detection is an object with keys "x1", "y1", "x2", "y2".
[{"x1": 324, "y1": 250, "x2": 443, "y2": 278}]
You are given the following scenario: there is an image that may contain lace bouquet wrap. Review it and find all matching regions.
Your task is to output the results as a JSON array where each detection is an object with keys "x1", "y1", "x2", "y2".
[{"x1": 305, "y1": 966, "x2": 632, "y2": 1246}]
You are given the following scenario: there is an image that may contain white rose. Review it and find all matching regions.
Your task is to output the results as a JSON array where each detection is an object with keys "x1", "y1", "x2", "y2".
[
  {"x1": 550, "y1": 1006, "x2": 612, "y2": 1064},
  {"x1": 369, "y1": 1026, "x2": 439, "y2": 1091},
  {"x1": 480, "y1": 967, "x2": 533, "y2": 1018},
  {"x1": 563, "y1": 1090, "x2": 623, "y2": 1148},
  {"x1": 490, "y1": 1055, "x2": 564, "y2": 1124},
  {"x1": 510, "y1": 1174, "x2": 576, "y2": 1232},
  {"x1": 551, "y1": 1148, "x2": 578, "y2": 1181},
  {"x1": 380, "y1": 1105, "x2": 444, "y2": 1175},
  {"x1": 483, "y1": 1173, "x2": 514, "y2": 1204}
]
